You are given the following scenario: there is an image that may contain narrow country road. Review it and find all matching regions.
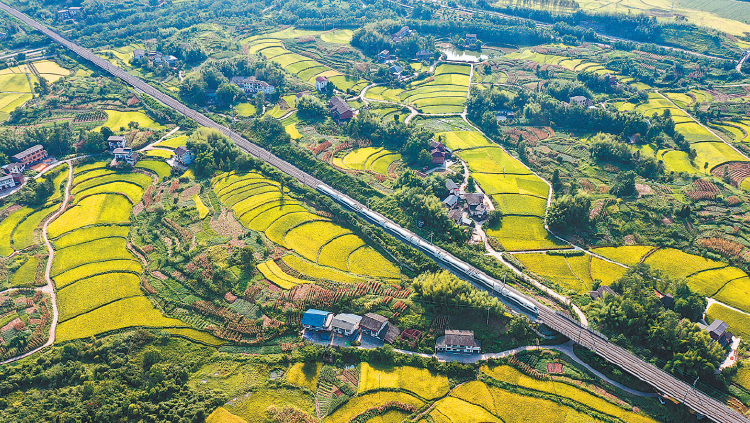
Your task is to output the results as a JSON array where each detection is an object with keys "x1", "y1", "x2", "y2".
[{"x1": 0, "y1": 160, "x2": 71, "y2": 365}]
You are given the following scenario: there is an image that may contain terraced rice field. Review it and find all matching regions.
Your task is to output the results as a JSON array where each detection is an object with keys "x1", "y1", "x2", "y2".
[
  {"x1": 50, "y1": 161, "x2": 209, "y2": 342},
  {"x1": 94, "y1": 110, "x2": 165, "y2": 131},
  {"x1": 398, "y1": 64, "x2": 471, "y2": 114},
  {"x1": 439, "y1": 131, "x2": 564, "y2": 250},
  {"x1": 247, "y1": 40, "x2": 367, "y2": 91},
  {"x1": 320, "y1": 29, "x2": 353, "y2": 44},
  {"x1": 625, "y1": 93, "x2": 749, "y2": 173},
  {"x1": 213, "y1": 172, "x2": 400, "y2": 287},
  {"x1": 31, "y1": 60, "x2": 71, "y2": 83},
  {"x1": 358, "y1": 363, "x2": 450, "y2": 400},
  {"x1": 332, "y1": 147, "x2": 401, "y2": 176},
  {"x1": 325, "y1": 392, "x2": 424, "y2": 423},
  {"x1": 0, "y1": 64, "x2": 37, "y2": 121},
  {"x1": 479, "y1": 365, "x2": 659, "y2": 423},
  {"x1": 514, "y1": 252, "x2": 626, "y2": 292}
]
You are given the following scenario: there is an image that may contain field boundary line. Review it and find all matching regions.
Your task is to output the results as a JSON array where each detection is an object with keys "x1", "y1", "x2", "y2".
[
  {"x1": 0, "y1": 160, "x2": 72, "y2": 365},
  {"x1": 58, "y1": 294, "x2": 143, "y2": 323}
]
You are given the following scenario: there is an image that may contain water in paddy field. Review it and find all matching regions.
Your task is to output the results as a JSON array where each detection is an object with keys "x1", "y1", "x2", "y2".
[{"x1": 441, "y1": 48, "x2": 488, "y2": 62}]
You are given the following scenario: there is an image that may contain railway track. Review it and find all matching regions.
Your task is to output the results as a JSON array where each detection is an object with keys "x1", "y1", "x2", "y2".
[{"x1": 1, "y1": 3, "x2": 747, "y2": 421}]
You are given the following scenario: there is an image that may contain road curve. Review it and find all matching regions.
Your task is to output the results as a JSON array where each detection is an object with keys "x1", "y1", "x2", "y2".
[
  {"x1": 0, "y1": 160, "x2": 71, "y2": 365},
  {"x1": 1, "y1": 3, "x2": 747, "y2": 421}
]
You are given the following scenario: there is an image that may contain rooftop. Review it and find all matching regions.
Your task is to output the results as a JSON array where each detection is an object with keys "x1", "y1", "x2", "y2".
[{"x1": 12, "y1": 144, "x2": 44, "y2": 160}]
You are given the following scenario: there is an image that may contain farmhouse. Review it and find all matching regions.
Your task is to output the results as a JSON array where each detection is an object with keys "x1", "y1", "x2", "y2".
[
  {"x1": 654, "y1": 289, "x2": 674, "y2": 308},
  {"x1": 302, "y1": 309, "x2": 333, "y2": 331},
  {"x1": 133, "y1": 49, "x2": 146, "y2": 60},
  {"x1": 12, "y1": 145, "x2": 48, "y2": 166},
  {"x1": 331, "y1": 313, "x2": 362, "y2": 336},
  {"x1": 429, "y1": 140, "x2": 451, "y2": 165},
  {"x1": 329, "y1": 97, "x2": 355, "y2": 121},
  {"x1": 435, "y1": 329, "x2": 481, "y2": 354},
  {"x1": 415, "y1": 50, "x2": 434, "y2": 61},
  {"x1": 589, "y1": 285, "x2": 617, "y2": 301},
  {"x1": 359, "y1": 313, "x2": 389, "y2": 338},
  {"x1": 0, "y1": 175, "x2": 16, "y2": 191},
  {"x1": 383, "y1": 323, "x2": 401, "y2": 344},
  {"x1": 231, "y1": 76, "x2": 275, "y2": 95},
  {"x1": 464, "y1": 193, "x2": 488, "y2": 220},
  {"x1": 443, "y1": 194, "x2": 459, "y2": 208},
  {"x1": 174, "y1": 146, "x2": 195, "y2": 166},
  {"x1": 390, "y1": 65, "x2": 403, "y2": 77},
  {"x1": 378, "y1": 50, "x2": 391, "y2": 63},
  {"x1": 495, "y1": 109, "x2": 516, "y2": 122},
  {"x1": 166, "y1": 55, "x2": 179, "y2": 67},
  {"x1": 392, "y1": 26, "x2": 412, "y2": 43},
  {"x1": 107, "y1": 135, "x2": 127, "y2": 150},
  {"x1": 446, "y1": 179, "x2": 459, "y2": 195},
  {"x1": 316, "y1": 76, "x2": 328, "y2": 92},
  {"x1": 464, "y1": 34, "x2": 478, "y2": 47},
  {"x1": 112, "y1": 148, "x2": 139, "y2": 165},
  {"x1": 2, "y1": 163, "x2": 25, "y2": 185},
  {"x1": 569, "y1": 96, "x2": 594, "y2": 108},
  {"x1": 706, "y1": 319, "x2": 733, "y2": 347}
]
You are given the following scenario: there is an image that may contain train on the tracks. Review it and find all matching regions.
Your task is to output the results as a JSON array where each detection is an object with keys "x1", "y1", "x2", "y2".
[{"x1": 316, "y1": 184, "x2": 539, "y2": 315}]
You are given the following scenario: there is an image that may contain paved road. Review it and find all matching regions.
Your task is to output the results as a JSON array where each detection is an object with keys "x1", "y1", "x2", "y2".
[
  {"x1": 2, "y1": 3, "x2": 748, "y2": 422},
  {"x1": 0, "y1": 160, "x2": 71, "y2": 365}
]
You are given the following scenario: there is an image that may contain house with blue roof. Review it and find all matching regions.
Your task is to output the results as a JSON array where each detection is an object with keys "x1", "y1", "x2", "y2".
[{"x1": 301, "y1": 309, "x2": 333, "y2": 331}]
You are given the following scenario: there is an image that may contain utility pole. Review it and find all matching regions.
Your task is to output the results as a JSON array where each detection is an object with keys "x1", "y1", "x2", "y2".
[{"x1": 486, "y1": 306, "x2": 490, "y2": 325}]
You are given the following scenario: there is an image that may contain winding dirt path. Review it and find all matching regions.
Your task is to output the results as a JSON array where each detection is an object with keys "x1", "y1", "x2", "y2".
[{"x1": 0, "y1": 160, "x2": 72, "y2": 365}]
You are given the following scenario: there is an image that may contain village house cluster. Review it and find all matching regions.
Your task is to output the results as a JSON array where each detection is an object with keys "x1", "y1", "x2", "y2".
[
  {"x1": 302, "y1": 309, "x2": 480, "y2": 354},
  {"x1": 0, "y1": 144, "x2": 49, "y2": 191},
  {"x1": 133, "y1": 49, "x2": 179, "y2": 68}
]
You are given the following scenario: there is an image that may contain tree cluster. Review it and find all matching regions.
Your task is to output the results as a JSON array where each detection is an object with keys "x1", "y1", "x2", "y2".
[
  {"x1": 586, "y1": 265, "x2": 722, "y2": 380},
  {"x1": 412, "y1": 270, "x2": 506, "y2": 316}
]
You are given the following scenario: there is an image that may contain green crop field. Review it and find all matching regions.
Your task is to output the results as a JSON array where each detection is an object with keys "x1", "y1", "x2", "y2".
[
  {"x1": 214, "y1": 171, "x2": 400, "y2": 282},
  {"x1": 0, "y1": 73, "x2": 32, "y2": 92},
  {"x1": 74, "y1": 161, "x2": 108, "y2": 175},
  {"x1": 590, "y1": 246, "x2": 655, "y2": 266},
  {"x1": 676, "y1": 122, "x2": 716, "y2": 142},
  {"x1": 643, "y1": 248, "x2": 727, "y2": 280},
  {"x1": 486, "y1": 216, "x2": 567, "y2": 252},
  {"x1": 10, "y1": 256, "x2": 39, "y2": 288},
  {"x1": 459, "y1": 147, "x2": 531, "y2": 175},
  {"x1": 439, "y1": 131, "x2": 493, "y2": 150},
  {"x1": 257, "y1": 260, "x2": 309, "y2": 289},
  {"x1": 660, "y1": 149, "x2": 697, "y2": 173},
  {"x1": 590, "y1": 257, "x2": 627, "y2": 285},
  {"x1": 72, "y1": 173, "x2": 152, "y2": 195},
  {"x1": 337, "y1": 147, "x2": 401, "y2": 175},
  {"x1": 481, "y1": 365, "x2": 659, "y2": 423},
  {"x1": 12, "y1": 204, "x2": 58, "y2": 250},
  {"x1": 193, "y1": 194, "x2": 210, "y2": 219},
  {"x1": 94, "y1": 110, "x2": 165, "y2": 131},
  {"x1": 431, "y1": 396, "x2": 501, "y2": 423},
  {"x1": 136, "y1": 160, "x2": 171, "y2": 183},
  {"x1": 706, "y1": 303, "x2": 750, "y2": 339},
  {"x1": 75, "y1": 181, "x2": 147, "y2": 204},
  {"x1": 48, "y1": 194, "x2": 133, "y2": 238},
  {"x1": 492, "y1": 194, "x2": 548, "y2": 217},
  {"x1": 145, "y1": 149, "x2": 173, "y2": 159},
  {"x1": 692, "y1": 141, "x2": 746, "y2": 172},
  {"x1": 284, "y1": 220, "x2": 350, "y2": 261},
  {"x1": 53, "y1": 259, "x2": 143, "y2": 288},
  {"x1": 53, "y1": 224, "x2": 130, "y2": 249},
  {"x1": 320, "y1": 29, "x2": 353, "y2": 44},
  {"x1": 686, "y1": 266, "x2": 748, "y2": 297},
  {"x1": 52, "y1": 237, "x2": 135, "y2": 276},
  {"x1": 235, "y1": 102, "x2": 257, "y2": 117},
  {"x1": 515, "y1": 253, "x2": 588, "y2": 292},
  {"x1": 284, "y1": 362, "x2": 320, "y2": 390},
  {"x1": 57, "y1": 273, "x2": 143, "y2": 322},
  {"x1": 264, "y1": 211, "x2": 324, "y2": 244},
  {"x1": 325, "y1": 392, "x2": 423, "y2": 423},
  {"x1": 285, "y1": 123, "x2": 301, "y2": 140},
  {"x1": 0, "y1": 206, "x2": 34, "y2": 256},
  {"x1": 473, "y1": 173, "x2": 549, "y2": 198},
  {"x1": 281, "y1": 254, "x2": 364, "y2": 283},
  {"x1": 56, "y1": 296, "x2": 188, "y2": 342},
  {"x1": 714, "y1": 277, "x2": 750, "y2": 313},
  {"x1": 166, "y1": 328, "x2": 225, "y2": 346},
  {"x1": 318, "y1": 234, "x2": 365, "y2": 271},
  {"x1": 45, "y1": 163, "x2": 70, "y2": 202}
]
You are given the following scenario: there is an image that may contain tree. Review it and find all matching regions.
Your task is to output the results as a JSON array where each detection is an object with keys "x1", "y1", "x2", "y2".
[
  {"x1": 216, "y1": 82, "x2": 243, "y2": 106},
  {"x1": 295, "y1": 95, "x2": 327, "y2": 120},
  {"x1": 546, "y1": 194, "x2": 590, "y2": 231},
  {"x1": 551, "y1": 169, "x2": 563, "y2": 195},
  {"x1": 254, "y1": 92, "x2": 265, "y2": 116},
  {"x1": 610, "y1": 170, "x2": 636, "y2": 197},
  {"x1": 194, "y1": 150, "x2": 215, "y2": 176},
  {"x1": 412, "y1": 271, "x2": 505, "y2": 316},
  {"x1": 35, "y1": 76, "x2": 50, "y2": 95}
]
